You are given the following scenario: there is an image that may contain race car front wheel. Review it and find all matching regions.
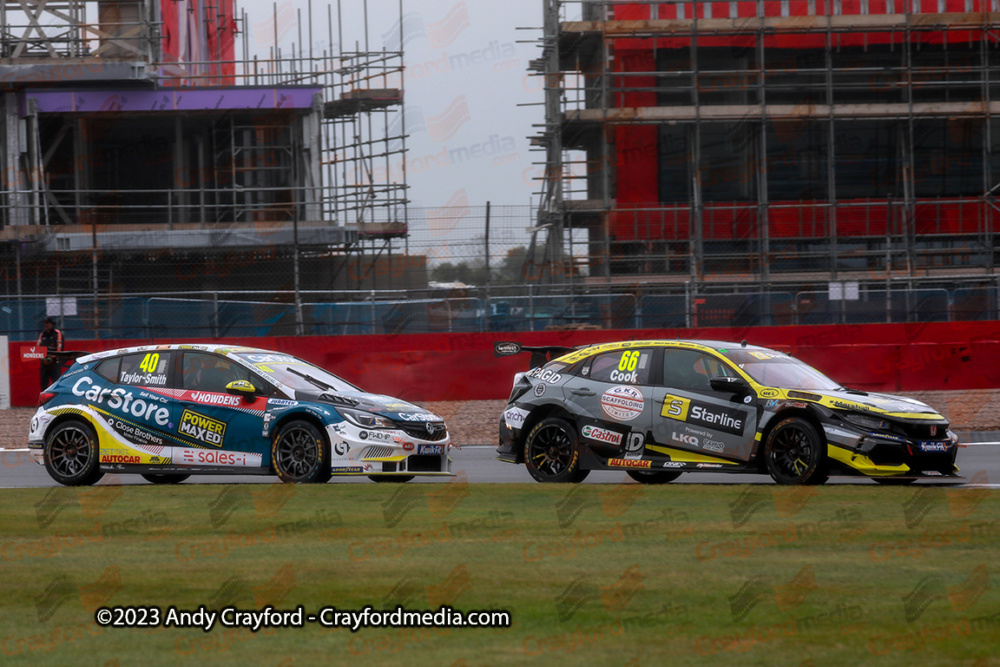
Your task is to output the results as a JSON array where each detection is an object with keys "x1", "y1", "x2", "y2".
[
  {"x1": 44, "y1": 419, "x2": 104, "y2": 486},
  {"x1": 626, "y1": 470, "x2": 682, "y2": 484},
  {"x1": 272, "y1": 420, "x2": 332, "y2": 484},
  {"x1": 524, "y1": 417, "x2": 589, "y2": 483},
  {"x1": 141, "y1": 474, "x2": 191, "y2": 485},
  {"x1": 763, "y1": 418, "x2": 828, "y2": 485}
]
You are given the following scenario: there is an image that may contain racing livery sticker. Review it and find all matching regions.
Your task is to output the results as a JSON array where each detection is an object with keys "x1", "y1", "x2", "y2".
[
  {"x1": 623, "y1": 432, "x2": 645, "y2": 460},
  {"x1": 176, "y1": 447, "x2": 260, "y2": 467},
  {"x1": 528, "y1": 368, "x2": 562, "y2": 384},
  {"x1": 581, "y1": 424, "x2": 623, "y2": 445},
  {"x1": 71, "y1": 377, "x2": 171, "y2": 426},
  {"x1": 106, "y1": 414, "x2": 168, "y2": 448},
  {"x1": 358, "y1": 429, "x2": 393, "y2": 442},
  {"x1": 601, "y1": 386, "x2": 644, "y2": 422},
  {"x1": 671, "y1": 431, "x2": 698, "y2": 447},
  {"x1": 179, "y1": 409, "x2": 227, "y2": 446},
  {"x1": 119, "y1": 351, "x2": 170, "y2": 386},
  {"x1": 100, "y1": 452, "x2": 141, "y2": 464},
  {"x1": 702, "y1": 438, "x2": 726, "y2": 453},
  {"x1": 660, "y1": 394, "x2": 747, "y2": 436},
  {"x1": 396, "y1": 412, "x2": 441, "y2": 422},
  {"x1": 189, "y1": 391, "x2": 242, "y2": 407},
  {"x1": 504, "y1": 407, "x2": 530, "y2": 429},
  {"x1": 609, "y1": 350, "x2": 644, "y2": 383},
  {"x1": 608, "y1": 458, "x2": 651, "y2": 469}
]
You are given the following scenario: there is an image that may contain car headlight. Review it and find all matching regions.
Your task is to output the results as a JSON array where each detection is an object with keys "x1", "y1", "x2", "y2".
[
  {"x1": 842, "y1": 413, "x2": 890, "y2": 431},
  {"x1": 338, "y1": 408, "x2": 394, "y2": 429}
]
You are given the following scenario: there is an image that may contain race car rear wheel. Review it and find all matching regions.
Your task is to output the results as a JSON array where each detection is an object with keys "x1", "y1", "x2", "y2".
[
  {"x1": 626, "y1": 470, "x2": 682, "y2": 484},
  {"x1": 44, "y1": 419, "x2": 104, "y2": 486},
  {"x1": 763, "y1": 418, "x2": 828, "y2": 485},
  {"x1": 524, "y1": 417, "x2": 586, "y2": 483},
  {"x1": 369, "y1": 475, "x2": 415, "y2": 483},
  {"x1": 272, "y1": 420, "x2": 332, "y2": 484},
  {"x1": 141, "y1": 473, "x2": 190, "y2": 485}
]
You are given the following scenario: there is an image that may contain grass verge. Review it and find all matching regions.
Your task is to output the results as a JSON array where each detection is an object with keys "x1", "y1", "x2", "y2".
[{"x1": 0, "y1": 480, "x2": 998, "y2": 666}]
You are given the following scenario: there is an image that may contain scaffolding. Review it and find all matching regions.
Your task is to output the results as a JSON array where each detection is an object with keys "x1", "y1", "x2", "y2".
[
  {"x1": 528, "y1": 0, "x2": 1000, "y2": 286},
  {"x1": 0, "y1": 0, "x2": 413, "y2": 298},
  {"x1": 322, "y1": 0, "x2": 410, "y2": 287}
]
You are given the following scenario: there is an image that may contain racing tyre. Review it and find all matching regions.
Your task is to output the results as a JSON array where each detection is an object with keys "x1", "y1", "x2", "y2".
[
  {"x1": 369, "y1": 475, "x2": 415, "y2": 483},
  {"x1": 44, "y1": 420, "x2": 104, "y2": 486},
  {"x1": 524, "y1": 417, "x2": 586, "y2": 483},
  {"x1": 873, "y1": 477, "x2": 917, "y2": 486},
  {"x1": 763, "y1": 418, "x2": 828, "y2": 485},
  {"x1": 141, "y1": 473, "x2": 190, "y2": 485},
  {"x1": 626, "y1": 470, "x2": 682, "y2": 484},
  {"x1": 272, "y1": 420, "x2": 332, "y2": 484}
]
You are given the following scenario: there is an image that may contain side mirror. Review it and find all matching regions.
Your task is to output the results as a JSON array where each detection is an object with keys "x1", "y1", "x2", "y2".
[
  {"x1": 226, "y1": 380, "x2": 258, "y2": 402},
  {"x1": 709, "y1": 376, "x2": 747, "y2": 393}
]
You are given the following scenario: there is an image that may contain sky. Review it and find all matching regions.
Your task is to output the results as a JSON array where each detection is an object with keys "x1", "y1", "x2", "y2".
[{"x1": 242, "y1": 0, "x2": 550, "y2": 211}]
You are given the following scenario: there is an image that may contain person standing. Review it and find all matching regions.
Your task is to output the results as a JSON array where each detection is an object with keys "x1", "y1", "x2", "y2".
[{"x1": 38, "y1": 317, "x2": 64, "y2": 389}]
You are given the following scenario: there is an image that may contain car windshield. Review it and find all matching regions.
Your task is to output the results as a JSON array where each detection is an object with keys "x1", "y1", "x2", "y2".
[
  {"x1": 719, "y1": 349, "x2": 842, "y2": 391},
  {"x1": 231, "y1": 352, "x2": 359, "y2": 393}
]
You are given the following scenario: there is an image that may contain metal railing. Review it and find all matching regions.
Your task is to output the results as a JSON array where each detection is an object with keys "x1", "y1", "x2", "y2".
[{"x1": 2, "y1": 279, "x2": 997, "y2": 342}]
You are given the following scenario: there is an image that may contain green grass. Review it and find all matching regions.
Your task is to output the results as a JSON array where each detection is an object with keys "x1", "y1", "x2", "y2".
[{"x1": 0, "y1": 481, "x2": 998, "y2": 666}]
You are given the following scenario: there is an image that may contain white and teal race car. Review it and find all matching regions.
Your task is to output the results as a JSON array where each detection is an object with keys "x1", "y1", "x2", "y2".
[{"x1": 28, "y1": 344, "x2": 451, "y2": 485}]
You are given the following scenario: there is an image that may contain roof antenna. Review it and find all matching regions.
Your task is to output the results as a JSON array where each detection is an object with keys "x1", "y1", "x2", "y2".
[{"x1": 741, "y1": 339, "x2": 748, "y2": 348}]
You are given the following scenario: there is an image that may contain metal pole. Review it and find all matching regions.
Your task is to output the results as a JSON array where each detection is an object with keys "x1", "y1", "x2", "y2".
[
  {"x1": 757, "y1": 0, "x2": 770, "y2": 283},
  {"x1": 485, "y1": 200, "x2": 491, "y2": 284},
  {"x1": 529, "y1": 283, "x2": 535, "y2": 332},
  {"x1": 92, "y1": 216, "x2": 98, "y2": 338},
  {"x1": 15, "y1": 242, "x2": 23, "y2": 337},
  {"x1": 213, "y1": 291, "x2": 220, "y2": 338},
  {"x1": 826, "y1": 7, "x2": 837, "y2": 279},
  {"x1": 293, "y1": 207, "x2": 304, "y2": 336}
]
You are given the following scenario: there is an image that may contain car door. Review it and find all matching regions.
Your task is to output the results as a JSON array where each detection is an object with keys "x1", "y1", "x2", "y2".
[
  {"x1": 568, "y1": 346, "x2": 655, "y2": 464},
  {"x1": 100, "y1": 349, "x2": 177, "y2": 466},
  {"x1": 650, "y1": 348, "x2": 757, "y2": 462},
  {"x1": 173, "y1": 351, "x2": 270, "y2": 469}
]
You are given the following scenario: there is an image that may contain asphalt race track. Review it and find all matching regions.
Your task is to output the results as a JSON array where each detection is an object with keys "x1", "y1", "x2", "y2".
[{"x1": 2, "y1": 438, "x2": 998, "y2": 488}]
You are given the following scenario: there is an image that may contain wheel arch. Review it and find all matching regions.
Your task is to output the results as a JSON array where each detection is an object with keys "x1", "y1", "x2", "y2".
[
  {"x1": 44, "y1": 409, "x2": 102, "y2": 446},
  {"x1": 268, "y1": 410, "x2": 331, "y2": 466},
  {"x1": 757, "y1": 407, "x2": 827, "y2": 462},
  {"x1": 514, "y1": 403, "x2": 575, "y2": 463}
]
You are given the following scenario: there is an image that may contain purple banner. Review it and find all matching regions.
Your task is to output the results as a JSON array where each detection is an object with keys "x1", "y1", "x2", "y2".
[{"x1": 25, "y1": 87, "x2": 321, "y2": 113}]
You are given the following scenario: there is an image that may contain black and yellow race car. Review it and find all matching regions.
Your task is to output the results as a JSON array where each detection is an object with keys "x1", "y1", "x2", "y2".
[{"x1": 496, "y1": 340, "x2": 961, "y2": 485}]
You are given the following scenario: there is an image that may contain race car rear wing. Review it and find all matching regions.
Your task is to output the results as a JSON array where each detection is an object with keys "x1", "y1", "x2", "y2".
[{"x1": 494, "y1": 341, "x2": 577, "y2": 370}]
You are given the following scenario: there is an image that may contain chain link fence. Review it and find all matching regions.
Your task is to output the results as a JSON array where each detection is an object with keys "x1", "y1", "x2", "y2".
[
  {"x1": 3, "y1": 278, "x2": 998, "y2": 342},
  {"x1": 4, "y1": 203, "x2": 1000, "y2": 341}
]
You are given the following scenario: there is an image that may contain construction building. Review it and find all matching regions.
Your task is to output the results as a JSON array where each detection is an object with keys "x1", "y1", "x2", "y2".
[
  {"x1": 0, "y1": 0, "x2": 412, "y2": 305},
  {"x1": 530, "y1": 0, "x2": 1000, "y2": 282}
]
